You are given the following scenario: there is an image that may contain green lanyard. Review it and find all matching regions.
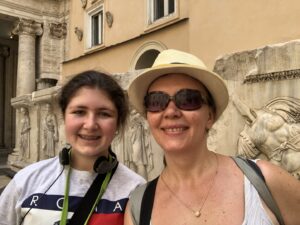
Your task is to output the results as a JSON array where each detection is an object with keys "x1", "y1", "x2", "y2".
[
  {"x1": 60, "y1": 165, "x2": 71, "y2": 225},
  {"x1": 60, "y1": 165, "x2": 112, "y2": 225}
]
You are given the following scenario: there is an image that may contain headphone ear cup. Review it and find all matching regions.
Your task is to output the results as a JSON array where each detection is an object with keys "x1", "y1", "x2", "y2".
[
  {"x1": 93, "y1": 156, "x2": 118, "y2": 174},
  {"x1": 59, "y1": 147, "x2": 70, "y2": 165}
]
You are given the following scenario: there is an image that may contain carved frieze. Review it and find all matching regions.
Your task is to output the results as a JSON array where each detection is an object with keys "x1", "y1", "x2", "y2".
[
  {"x1": 112, "y1": 109, "x2": 154, "y2": 179},
  {"x1": 49, "y1": 22, "x2": 67, "y2": 39},
  {"x1": 233, "y1": 95, "x2": 300, "y2": 179},
  {"x1": 244, "y1": 69, "x2": 300, "y2": 84}
]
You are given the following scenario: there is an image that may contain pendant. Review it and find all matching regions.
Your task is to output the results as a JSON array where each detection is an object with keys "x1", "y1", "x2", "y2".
[{"x1": 194, "y1": 211, "x2": 201, "y2": 217}]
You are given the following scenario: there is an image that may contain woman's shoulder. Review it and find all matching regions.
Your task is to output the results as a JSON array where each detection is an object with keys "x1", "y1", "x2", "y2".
[
  {"x1": 104, "y1": 163, "x2": 146, "y2": 200},
  {"x1": 255, "y1": 159, "x2": 300, "y2": 224},
  {"x1": 115, "y1": 163, "x2": 146, "y2": 184},
  {"x1": 13, "y1": 156, "x2": 61, "y2": 182}
]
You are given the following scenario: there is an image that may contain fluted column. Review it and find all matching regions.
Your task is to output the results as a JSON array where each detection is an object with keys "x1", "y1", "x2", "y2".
[{"x1": 12, "y1": 18, "x2": 43, "y2": 96}]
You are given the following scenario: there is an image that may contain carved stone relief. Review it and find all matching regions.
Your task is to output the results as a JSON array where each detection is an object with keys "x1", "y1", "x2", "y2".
[
  {"x1": 9, "y1": 88, "x2": 62, "y2": 169},
  {"x1": 19, "y1": 107, "x2": 31, "y2": 161},
  {"x1": 42, "y1": 103, "x2": 59, "y2": 158},
  {"x1": 12, "y1": 18, "x2": 43, "y2": 37},
  {"x1": 74, "y1": 27, "x2": 83, "y2": 41},
  {"x1": 81, "y1": 0, "x2": 87, "y2": 8},
  {"x1": 211, "y1": 39, "x2": 300, "y2": 179},
  {"x1": 49, "y1": 22, "x2": 67, "y2": 39},
  {"x1": 244, "y1": 69, "x2": 300, "y2": 84},
  {"x1": 233, "y1": 96, "x2": 300, "y2": 179},
  {"x1": 112, "y1": 109, "x2": 154, "y2": 179},
  {"x1": 105, "y1": 11, "x2": 113, "y2": 28}
]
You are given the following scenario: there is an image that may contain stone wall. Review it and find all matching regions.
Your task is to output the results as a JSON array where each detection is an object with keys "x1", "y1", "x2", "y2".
[
  {"x1": 212, "y1": 39, "x2": 300, "y2": 179},
  {"x1": 7, "y1": 40, "x2": 300, "y2": 180}
]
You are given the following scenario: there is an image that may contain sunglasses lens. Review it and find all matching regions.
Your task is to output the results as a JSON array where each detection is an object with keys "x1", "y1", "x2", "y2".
[
  {"x1": 175, "y1": 89, "x2": 203, "y2": 110},
  {"x1": 144, "y1": 92, "x2": 169, "y2": 112},
  {"x1": 144, "y1": 89, "x2": 205, "y2": 112}
]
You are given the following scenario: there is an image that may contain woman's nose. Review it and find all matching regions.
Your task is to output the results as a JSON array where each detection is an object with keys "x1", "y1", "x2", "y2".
[
  {"x1": 163, "y1": 100, "x2": 181, "y2": 118},
  {"x1": 83, "y1": 114, "x2": 99, "y2": 129}
]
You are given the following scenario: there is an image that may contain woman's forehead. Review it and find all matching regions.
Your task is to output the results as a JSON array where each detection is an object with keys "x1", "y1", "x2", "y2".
[{"x1": 148, "y1": 73, "x2": 206, "y2": 92}]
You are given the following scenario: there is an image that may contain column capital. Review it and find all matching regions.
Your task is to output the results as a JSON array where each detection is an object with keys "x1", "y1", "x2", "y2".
[{"x1": 12, "y1": 18, "x2": 43, "y2": 37}]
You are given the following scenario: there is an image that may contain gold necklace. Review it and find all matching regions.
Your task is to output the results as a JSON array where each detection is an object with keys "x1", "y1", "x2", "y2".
[{"x1": 160, "y1": 153, "x2": 218, "y2": 218}]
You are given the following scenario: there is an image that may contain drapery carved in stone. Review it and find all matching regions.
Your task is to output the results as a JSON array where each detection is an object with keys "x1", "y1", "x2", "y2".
[
  {"x1": 112, "y1": 109, "x2": 153, "y2": 179},
  {"x1": 49, "y1": 22, "x2": 67, "y2": 39},
  {"x1": 233, "y1": 95, "x2": 300, "y2": 179},
  {"x1": 19, "y1": 107, "x2": 31, "y2": 161},
  {"x1": 12, "y1": 18, "x2": 43, "y2": 37},
  {"x1": 42, "y1": 103, "x2": 59, "y2": 158},
  {"x1": 243, "y1": 69, "x2": 300, "y2": 84}
]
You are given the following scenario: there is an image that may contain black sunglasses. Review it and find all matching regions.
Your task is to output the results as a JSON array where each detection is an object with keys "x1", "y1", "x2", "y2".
[{"x1": 144, "y1": 89, "x2": 207, "y2": 112}]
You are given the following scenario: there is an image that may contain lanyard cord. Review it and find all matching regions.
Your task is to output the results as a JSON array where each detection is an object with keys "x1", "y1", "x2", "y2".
[
  {"x1": 60, "y1": 165, "x2": 71, "y2": 225},
  {"x1": 60, "y1": 157, "x2": 113, "y2": 225}
]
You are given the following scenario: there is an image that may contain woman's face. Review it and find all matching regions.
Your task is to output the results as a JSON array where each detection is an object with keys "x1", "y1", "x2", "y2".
[
  {"x1": 146, "y1": 73, "x2": 215, "y2": 153},
  {"x1": 64, "y1": 87, "x2": 118, "y2": 159}
]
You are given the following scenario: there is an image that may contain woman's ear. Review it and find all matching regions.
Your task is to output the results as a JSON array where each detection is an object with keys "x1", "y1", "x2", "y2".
[{"x1": 206, "y1": 109, "x2": 215, "y2": 130}]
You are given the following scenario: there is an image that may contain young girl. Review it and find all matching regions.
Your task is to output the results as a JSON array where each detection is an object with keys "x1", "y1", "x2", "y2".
[{"x1": 0, "y1": 70, "x2": 145, "y2": 225}]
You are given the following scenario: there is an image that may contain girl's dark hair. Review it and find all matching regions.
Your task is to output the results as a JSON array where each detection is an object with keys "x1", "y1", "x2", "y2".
[{"x1": 59, "y1": 70, "x2": 129, "y2": 133}]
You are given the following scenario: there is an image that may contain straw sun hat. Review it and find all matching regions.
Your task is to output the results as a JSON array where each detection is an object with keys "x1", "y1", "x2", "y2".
[{"x1": 128, "y1": 49, "x2": 229, "y2": 120}]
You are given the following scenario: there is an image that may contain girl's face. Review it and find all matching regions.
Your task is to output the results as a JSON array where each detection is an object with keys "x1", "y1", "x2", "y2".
[
  {"x1": 64, "y1": 87, "x2": 118, "y2": 160},
  {"x1": 146, "y1": 73, "x2": 215, "y2": 153}
]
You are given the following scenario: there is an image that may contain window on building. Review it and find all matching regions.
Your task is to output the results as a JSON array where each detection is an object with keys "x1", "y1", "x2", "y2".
[
  {"x1": 87, "y1": 5, "x2": 103, "y2": 48},
  {"x1": 150, "y1": 0, "x2": 175, "y2": 23}
]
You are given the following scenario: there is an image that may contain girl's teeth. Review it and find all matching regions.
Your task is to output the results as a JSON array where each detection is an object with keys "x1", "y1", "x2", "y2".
[
  {"x1": 165, "y1": 128, "x2": 184, "y2": 132},
  {"x1": 80, "y1": 135, "x2": 99, "y2": 140}
]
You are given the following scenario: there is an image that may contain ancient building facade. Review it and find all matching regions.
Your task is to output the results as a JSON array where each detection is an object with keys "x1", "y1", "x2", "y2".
[
  {"x1": 0, "y1": 0, "x2": 68, "y2": 169},
  {"x1": 1, "y1": 0, "x2": 300, "y2": 180}
]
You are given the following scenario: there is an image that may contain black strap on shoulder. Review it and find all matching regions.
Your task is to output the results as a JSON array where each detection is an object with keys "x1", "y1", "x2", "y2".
[
  {"x1": 232, "y1": 156, "x2": 285, "y2": 225},
  {"x1": 68, "y1": 163, "x2": 118, "y2": 225},
  {"x1": 245, "y1": 158, "x2": 266, "y2": 182},
  {"x1": 140, "y1": 177, "x2": 159, "y2": 225}
]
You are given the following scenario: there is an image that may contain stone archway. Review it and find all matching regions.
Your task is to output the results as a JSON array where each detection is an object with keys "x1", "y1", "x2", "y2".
[{"x1": 129, "y1": 41, "x2": 167, "y2": 71}]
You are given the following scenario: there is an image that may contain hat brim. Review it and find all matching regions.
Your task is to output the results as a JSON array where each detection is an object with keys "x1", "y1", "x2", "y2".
[{"x1": 128, "y1": 64, "x2": 229, "y2": 120}]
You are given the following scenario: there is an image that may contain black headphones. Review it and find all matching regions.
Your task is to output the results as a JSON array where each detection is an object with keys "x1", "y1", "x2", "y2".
[{"x1": 59, "y1": 145, "x2": 118, "y2": 174}]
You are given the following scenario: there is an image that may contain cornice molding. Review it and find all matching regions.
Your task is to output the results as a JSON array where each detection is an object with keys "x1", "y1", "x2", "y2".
[
  {"x1": 0, "y1": 0, "x2": 67, "y2": 20},
  {"x1": 244, "y1": 69, "x2": 300, "y2": 84}
]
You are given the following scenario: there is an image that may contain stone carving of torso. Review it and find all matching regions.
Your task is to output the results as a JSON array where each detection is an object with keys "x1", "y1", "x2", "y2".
[{"x1": 234, "y1": 96, "x2": 300, "y2": 179}]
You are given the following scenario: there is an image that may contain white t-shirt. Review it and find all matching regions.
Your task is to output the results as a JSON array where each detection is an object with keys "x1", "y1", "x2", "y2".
[{"x1": 0, "y1": 156, "x2": 145, "y2": 225}]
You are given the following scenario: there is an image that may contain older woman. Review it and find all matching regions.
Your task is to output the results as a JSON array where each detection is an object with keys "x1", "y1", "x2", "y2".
[{"x1": 125, "y1": 49, "x2": 300, "y2": 225}]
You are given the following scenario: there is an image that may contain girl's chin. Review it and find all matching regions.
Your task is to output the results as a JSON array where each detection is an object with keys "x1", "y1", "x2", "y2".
[
  {"x1": 160, "y1": 144, "x2": 186, "y2": 152},
  {"x1": 75, "y1": 148, "x2": 108, "y2": 157}
]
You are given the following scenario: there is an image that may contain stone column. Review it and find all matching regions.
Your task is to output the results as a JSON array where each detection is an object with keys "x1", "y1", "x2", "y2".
[{"x1": 12, "y1": 18, "x2": 43, "y2": 96}]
